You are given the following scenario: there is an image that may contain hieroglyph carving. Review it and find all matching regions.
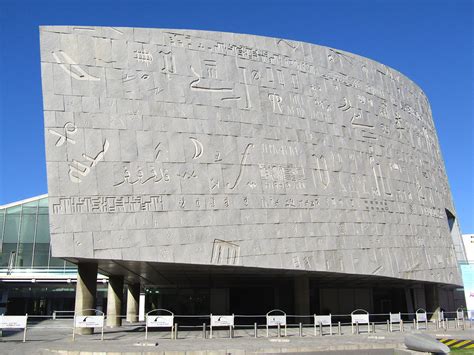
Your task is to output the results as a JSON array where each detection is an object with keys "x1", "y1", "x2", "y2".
[{"x1": 51, "y1": 195, "x2": 164, "y2": 214}]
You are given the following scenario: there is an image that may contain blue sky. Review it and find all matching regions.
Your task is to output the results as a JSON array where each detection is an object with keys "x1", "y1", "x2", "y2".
[{"x1": 0, "y1": 0, "x2": 472, "y2": 231}]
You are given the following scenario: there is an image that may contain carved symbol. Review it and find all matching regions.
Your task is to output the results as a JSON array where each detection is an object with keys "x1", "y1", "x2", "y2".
[
  {"x1": 159, "y1": 49, "x2": 176, "y2": 79},
  {"x1": 313, "y1": 154, "x2": 330, "y2": 189},
  {"x1": 154, "y1": 143, "x2": 162, "y2": 160},
  {"x1": 190, "y1": 66, "x2": 233, "y2": 92},
  {"x1": 210, "y1": 178, "x2": 220, "y2": 190},
  {"x1": 328, "y1": 49, "x2": 354, "y2": 65},
  {"x1": 371, "y1": 160, "x2": 392, "y2": 197},
  {"x1": 291, "y1": 74, "x2": 299, "y2": 90},
  {"x1": 177, "y1": 170, "x2": 197, "y2": 179},
  {"x1": 69, "y1": 140, "x2": 109, "y2": 183},
  {"x1": 247, "y1": 181, "x2": 257, "y2": 189},
  {"x1": 268, "y1": 93, "x2": 283, "y2": 113},
  {"x1": 239, "y1": 66, "x2": 252, "y2": 109},
  {"x1": 211, "y1": 239, "x2": 240, "y2": 265},
  {"x1": 49, "y1": 122, "x2": 77, "y2": 146},
  {"x1": 266, "y1": 67, "x2": 274, "y2": 83},
  {"x1": 276, "y1": 69, "x2": 285, "y2": 86},
  {"x1": 73, "y1": 27, "x2": 95, "y2": 32},
  {"x1": 122, "y1": 73, "x2": 136, "y2": 83},
  {"x1": 134, "y1": 50, "x2": 153, "y2": 65},
  {"x1": 221, "y1": 96, "x2": 241, "y2": 101},
  {"x1": 227, "y1": 143, "x2": 254, "y2": 190},
  {"x1": 277, "y1": 39, "x2": 299, "y2": 51},
  {"x1": 141, "y1": 168, "x2": 170, "y2": 185},
  {"x1": 204, "y1": 59, "x2": 217, "y2": 78},
  {"x1": 189, "y1": 137, "x2": 204, "y2": 159},
  {"x1": 214, "y1": 152, "x2": 222, "y2": 162},
  {"x1": 52, "y1": 51, "x2": 100, "y2": 81},
  {"x1": 144, "y1": 86, "x2": 163, "y2": 96},
  {"x1": 141, "y1": 74, "x2": 150, "y2": 80},
  {"x1": 337, "y1": 97, "x2": 351, "y2": 112},
  {"x1": 351, "y1": 111, "x2": 374, "y2": 129},
  {"x1": 251, "y1": 70, "x2": 261, "y2": 81},
  {"x1": 110, "y1": 27, "x2": 123, "y2": 35},
  {"x1": 292, "y1": 255, "x2": 302, "y2": 269},
  {"x1": 113, "y1": 168, "x2": 132, "y2": 187}
]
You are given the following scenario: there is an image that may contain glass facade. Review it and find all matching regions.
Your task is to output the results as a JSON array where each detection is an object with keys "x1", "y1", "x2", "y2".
[{"x1": 0, "y1": 196, "x2": 73, "y2": 270}]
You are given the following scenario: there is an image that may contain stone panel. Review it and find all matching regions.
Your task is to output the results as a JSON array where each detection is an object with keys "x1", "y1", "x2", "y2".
[{"x1": 40, "y1": 26, "x2": 461, "y2": 285}]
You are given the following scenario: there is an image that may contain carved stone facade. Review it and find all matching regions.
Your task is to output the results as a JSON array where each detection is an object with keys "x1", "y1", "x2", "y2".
[{"x1": 40, "y1": 26, "x2": 461, "y2": 286}]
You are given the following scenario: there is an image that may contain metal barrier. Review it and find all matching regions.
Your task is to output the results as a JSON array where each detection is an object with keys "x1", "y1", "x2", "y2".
[
  {"x1": 52, "y1": 310, "x2": 75, "y2": 320},
  {"x1": 415, "y1": 308, "x2": 428, "y2": 330},
  {"x1": 266, "y1": 309, "x2": 287, "y2": 337},
  {"x1": 0, "y1": 314, "x2": 28, "y2": 342},
  {"x1": 72, "y1": 309, "x2": 105, "y2": 341},
  {"x1": 3, "y1": 309, "x2": 473, "y2": 342},
  {"x1": 145, "y1": 309, "x2": 174, "y2": 340}
]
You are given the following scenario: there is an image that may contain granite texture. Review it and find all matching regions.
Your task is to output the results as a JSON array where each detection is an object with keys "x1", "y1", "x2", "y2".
[{"x1": 40, "y1": 26, "x2": 461, "y2": 285}]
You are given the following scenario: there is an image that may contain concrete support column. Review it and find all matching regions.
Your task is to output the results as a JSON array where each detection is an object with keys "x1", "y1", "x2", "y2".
[
  {"x1": 139, "y1": 291, "x2": 145, "y2": 321},
  {"x1": 425, "y1": 284, "x2": 441, "y2": 321},
  {"x1": 74, "y1": 262, "x2": 98, "y2": 335},
  {"x1": 106, "y1": 275, "x2": 124, "y2": 327},
  {"x1": 126, "y1": 283, "x2": 140, "y2": 323},
  {"x1": 294, "y1": 276, "x2": 310, "y2": 322}
]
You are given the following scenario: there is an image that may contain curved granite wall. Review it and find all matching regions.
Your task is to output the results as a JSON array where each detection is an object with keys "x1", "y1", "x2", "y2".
[{"x1": 40, "y1": 26, "x2": 461, "y2": 285}]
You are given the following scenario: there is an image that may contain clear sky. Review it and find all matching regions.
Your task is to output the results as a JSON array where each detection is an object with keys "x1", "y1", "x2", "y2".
[{"x1": 0, "y1": 0, "x2": 472, "y2": 231}]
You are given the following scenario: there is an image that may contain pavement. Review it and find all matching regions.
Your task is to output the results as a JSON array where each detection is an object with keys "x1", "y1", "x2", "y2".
[{"x1": 0, "y1": 319, "x2": 473, "y2": 354}]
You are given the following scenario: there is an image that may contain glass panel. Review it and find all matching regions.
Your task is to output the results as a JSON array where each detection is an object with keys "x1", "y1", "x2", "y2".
[
  {"x1": 38, "y1": 198, "x2": 49, "y2": 207},
  {"x1": 38, "y1": 207, "x2": 48, "y2": 215},
  {"x1": 0, "y1": 210, "x2": 5, "y2": 245},
  {"x1": 16, "y1": 243, "x2": 33, "y2": 267},
  {"x1": 0, "y1": 243, "x2": 17, "y2": 267},
  {"x1": 23, "y1": 200, "x2": 38, "y2": 208},
  {"x1": 35, "y1": 215, "x2": 50, "y2": 243},
  {"x1": 22, "y1": 206, "x2": 37, "y2": 215},
  {"x1": 19, "y1": 214, "x2": 36, "y2": 243},
  {"x1": 49, "y1": 255, "x2": 65, "y2": 268},
  {"x1": 17, "y1": 214, "x2": 36, "y2": 268},
  {"x1": 33, "y1": 243, "x2": 50, "y2": 268},
  {"x1": 4, "y1": 214, "x2": 20, "y2": 243},
  {"x1": 6, "y1": 205, "x2": 22, "y2": 214}
]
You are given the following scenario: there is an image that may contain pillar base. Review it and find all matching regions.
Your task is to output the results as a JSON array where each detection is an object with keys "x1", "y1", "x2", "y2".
[
  {"x1": 126, "y1": 283, "x2": 140, "y2": 323},
  {"x1": 74, "y1": 262, "x2": 98, "y2": 335},
  {"x1": 106, "y1": 275, "x2": 124, "y2": 328}
]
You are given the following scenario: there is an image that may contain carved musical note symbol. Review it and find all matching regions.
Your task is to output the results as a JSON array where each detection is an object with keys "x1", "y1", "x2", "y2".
[{"x1": 227, "y1": 143, "x2": 254, "y2": 190}]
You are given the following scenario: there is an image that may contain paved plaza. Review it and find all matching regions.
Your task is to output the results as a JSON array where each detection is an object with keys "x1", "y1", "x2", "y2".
[{"x1": 1, "y1": 319, "x2": 473, "y2": 354}]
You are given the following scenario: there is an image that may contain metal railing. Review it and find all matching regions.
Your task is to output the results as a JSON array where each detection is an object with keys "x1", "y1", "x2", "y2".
[{"x1": 0, "y1": 309, "x2": 472, "y2": 342}]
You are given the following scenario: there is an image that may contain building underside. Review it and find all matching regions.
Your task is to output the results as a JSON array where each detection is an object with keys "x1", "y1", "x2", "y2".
[{"x1": 70, "y1": 258, "x2": 465, "y2": 323}]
